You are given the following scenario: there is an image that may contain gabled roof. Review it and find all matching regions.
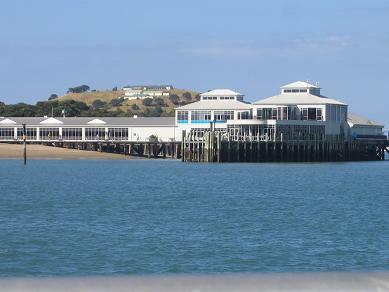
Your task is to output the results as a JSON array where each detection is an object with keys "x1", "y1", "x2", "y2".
[
  {"x1": 254, "y1": 93, "x2": 346, "y2": 106},
  {"x1": 281, "y1": 81, "x2": 320, "y2": 89},
  {"x1": 0, "y1": 118, "x2": 16, "y2": 124},
  {"x1": 0, "y1": 117, "x2": 175, "y2": 126},
  {"x1": 200, "y1": 89, "x2": 242, "y2": 97},
  {"x1": 40, "y1": 117, "x2": 63, "y2": 124},
  {"x1": 347, "y1": 113, "x2": 384, "y2": 127},
  {"x1": 176, "y1": 100, "x2": 252, "y2": 110},
  {"x1": 88, "y1": 118, "x2": 106, "y2": 124}
]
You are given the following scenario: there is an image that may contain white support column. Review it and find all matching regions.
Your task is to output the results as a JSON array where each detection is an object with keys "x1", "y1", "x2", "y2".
[
  {"x1": 105, "y1": 127, "x2": 108, "y2": 140},
  {"x1": 36, "y1": 127, "x2": 40, "y2": 141},
  {"x1": 59, "y1": 127, "x2": 63, "y2": 140},
  {"x1": 82, "y1": 128, "x2": 86, "y2": 141},
  {"x1": 14, "y1": 127, "x2": 17, "y2": 140}
]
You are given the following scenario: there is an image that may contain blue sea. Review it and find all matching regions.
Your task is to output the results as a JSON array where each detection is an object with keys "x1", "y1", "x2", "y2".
[{"x1": 0, "y1": 159, "x2": 389, "y2": 277}]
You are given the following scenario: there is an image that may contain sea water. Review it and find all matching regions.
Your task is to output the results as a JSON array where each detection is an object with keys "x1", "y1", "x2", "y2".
[{"x1": 0, "y1": 159, "x2": 389, "y2": 276}]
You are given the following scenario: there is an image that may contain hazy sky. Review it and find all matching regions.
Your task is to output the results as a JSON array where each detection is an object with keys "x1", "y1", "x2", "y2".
[{"x1": 0, "y1": 0, "x2": 388, "y2": 126}]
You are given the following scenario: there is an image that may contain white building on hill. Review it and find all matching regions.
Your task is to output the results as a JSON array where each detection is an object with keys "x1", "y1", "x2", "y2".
[{"x1": 123, "y1": 85, "x2": 173, "y2": 100}]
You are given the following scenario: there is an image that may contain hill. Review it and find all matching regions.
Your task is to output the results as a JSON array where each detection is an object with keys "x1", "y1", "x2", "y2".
[{"x1": 58, "y1": 88, "x2": 200, "y2": 117}]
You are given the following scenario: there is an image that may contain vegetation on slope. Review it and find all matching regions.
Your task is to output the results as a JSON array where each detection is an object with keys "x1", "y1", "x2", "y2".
[{"x1": 0, "y1": 87, "x2": 200, "y2": 118}]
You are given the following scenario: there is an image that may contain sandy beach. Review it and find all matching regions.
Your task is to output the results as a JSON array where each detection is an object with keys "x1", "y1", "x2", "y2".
[{"x1": 0, "y1": 143, "x2": 131, "y2": 160}]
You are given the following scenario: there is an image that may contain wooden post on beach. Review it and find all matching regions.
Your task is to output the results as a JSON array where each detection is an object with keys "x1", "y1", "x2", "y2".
[{"x1": 22, "y1": 123, "x2": 27, "y2": 165}]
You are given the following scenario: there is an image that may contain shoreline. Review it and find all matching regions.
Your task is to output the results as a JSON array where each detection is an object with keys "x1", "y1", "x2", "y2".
[{"x1": 0, "y1": 143, "x2": 136, "y2": 160}]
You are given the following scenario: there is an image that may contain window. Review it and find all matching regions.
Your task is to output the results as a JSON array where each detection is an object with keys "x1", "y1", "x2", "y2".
[
  {"x1": 214, "y1": 111, "x2": 234, "y2": 121},
  {"x1": 40, "y1": 128, "x2": 59, "y2": 140},
  {"x1": 62, "y1": 128, "x2": 82, "y2": 140},
  {"x1": 238, "y1": 111, "x2": 251, "y2": 120},
  {"x1": 302, "y1": 108, "x2": 308, "y2": 120},
  {"x1": 257, "y1": 108, "x2": 263, "y2": 120},
  {"x1": 263, "y1": 108, "x2": 273, "y2": 120},
  {"x1": 177, "y1": 111, "x2": 188, "y2": 123},
  {"x1": 191, "y1": 111, "x2": 211, "y2": 123},
  {"x1": 308, "y1": 108, "x2": 317, "y2": 120},
  {"x1": 0, "y1": 128, "x2": 14, "y2": 140},
  {"x1": 85, "y1": 128, "x2": 105, "y2": 140},
  {"x1": 272, "y1": 108, "x2": 277, "y2": 120},
  {"x1": 108, "y1": 128, "x2": 128, "y2": 141},
  {"x1": 17, "y1": 128, "x2": 37, "y2": 140},
  {"x1": 317, "y1": 109, "x2": 323, "y2": 121}
]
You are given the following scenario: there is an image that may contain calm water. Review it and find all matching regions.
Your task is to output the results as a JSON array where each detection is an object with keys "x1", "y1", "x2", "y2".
[{"x1": 0, "y1": 159, "x2": 389, "y2": 277}]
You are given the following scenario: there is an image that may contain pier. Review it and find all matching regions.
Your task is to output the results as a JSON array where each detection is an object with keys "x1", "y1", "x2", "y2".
[{"x1": 182, "y1": 129, "x2": 389, "y2": 163}]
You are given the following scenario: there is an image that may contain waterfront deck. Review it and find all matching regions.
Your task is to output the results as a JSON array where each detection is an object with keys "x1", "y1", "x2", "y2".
[
  {"x1": 182, "y1": 130, "x2": 389, "y2": 163},
  {"x1": 0, "y1": 140, "x2": 181, "y2": 159}
]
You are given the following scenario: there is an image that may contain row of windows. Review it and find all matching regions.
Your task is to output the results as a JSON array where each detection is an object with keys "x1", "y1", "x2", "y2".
[
  {"x1": 202, "y1": 96, "x2": 218, "y2": 100},
  {"x1": 62, "y1": 128, "x2": 82, "y2": 140},
  {"x1": 177, "y1": 111, "x2": 189, "y2": 121},
  {"x1": 283, "y1": 89, "x2": 308, "y2": 93},
  {"x1": 179, "y1": 110, "x2": 251, "y2": 122},
  {"x1": 327, "y1": 105, "x2": 347, "y2": 122},
  {"x1": 214, "y1": 111, "x2": 234, "y2": 121},
  {"x1": 202, "y1": 96, "x2": 236, "y2": 100},
  {"x1": 0, "y1": 128, "x2": 14, "y2": 139},
  {"x1": 191, "y1": 111, "x2": 211, "y2": 121},
  {"x1": 257, "y1": 107, "x2": 322, "y2": 121}
]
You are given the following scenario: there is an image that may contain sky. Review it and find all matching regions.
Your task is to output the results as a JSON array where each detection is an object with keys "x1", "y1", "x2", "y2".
[{"x1": 0, "y1": 0, "x2": 388, "y2": 127}]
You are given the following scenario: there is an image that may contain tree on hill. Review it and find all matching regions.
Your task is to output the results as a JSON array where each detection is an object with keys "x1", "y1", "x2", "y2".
[
  {"x1": 91, "y1": 99, "x2": 107, "y2": 110},
  {"x1": 169, "y1": 94, "x2": 180, "y2": 105},
  {"x1": 183, "y1": 92, "x2": 192, "y2": 100},
  {"x1": 153, "y1": 97, "x2": 166, "y2": 107},
  {"x1": 143, "y1": 106, "x2": 163, "y2": 117},
  {"x1": 142, "y1": 98, "x2": 153, "y2": 106},
  {"x1": 48, "y1": 94, "x2": 58, "y2": 101},
  {"x1": 131, "y1": 104, "x2": 140, "y2": 111},
  {"x1": 67, "y1": 85, "x2": 90, "y2": 94},
  {"x1": 109, "y1": 98, "x2": 124, "y2": 107}
]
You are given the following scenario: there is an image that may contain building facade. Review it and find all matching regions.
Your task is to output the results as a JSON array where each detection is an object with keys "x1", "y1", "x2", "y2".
[
  {"x1": 175, "y1": 82, "x2": 384, "y2": 142},
  {"x1": 0, "y1": 117, "x2": 178, "y2": 142},
  {"x1": 0, "y1": 82, "x2": 385, "y2": 144}
]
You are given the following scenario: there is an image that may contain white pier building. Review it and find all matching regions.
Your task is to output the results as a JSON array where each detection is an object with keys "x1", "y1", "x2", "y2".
[
  {"x1": 0, "y1": 81, "x2": 385, "y2": 143},
  {"x1": 175, "y1": 81, "x2": 385, "y2": 142}
]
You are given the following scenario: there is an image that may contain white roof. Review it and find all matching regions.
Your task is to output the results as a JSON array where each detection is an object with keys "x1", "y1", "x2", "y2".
[
  {"x1": 200, "y1": 89, "x2": 242, "y2": 97},
  {"x1": 0, "y1": 118, "x2": 16, "y2": 124},
  {"x1": 254, "y1": 93, "x2": 346, "y2": 106},
  {"x1": 347, "y1": 113, "x2": 383, "y2": 127},
  {"x1": 281, "y1": 81, "x2": 320, "y2": 89},
  {"x1": 40, "y1": 117, "x2": 63, "y2": 124},
  {"x1": 176, "y1": 100, "x2": 252, "y2": 110},
  {"x1": 88, "y1": 118, "x2": 106, "y2": 124}
]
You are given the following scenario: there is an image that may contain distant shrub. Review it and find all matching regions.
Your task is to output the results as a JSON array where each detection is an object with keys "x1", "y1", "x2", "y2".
[
  {"x1": 91, "y1": 99, "x2": 106, "y2": 110},
  {"x1": 183, "y1": 92, "x2": 192, "y2": 100},
  {"x1": 48, "y1": 94, "x2": 58, "y2": 101},
  {"x1": 67, "y1": 85, "x2": 90, "y2": 94},
  {"x1": 110, "y1": 98, "x2": 123, "y2": 106},
  {"x1": 153, "y1": 97, "x2": 166, "y2": 107},
  {"x1": 169, "y1": 94, "x2": 180, "y2": 105},
  {"x1": 142, "y1": 98, "x2": 153, "y2": 106},
  {"x1": 131, "y1": 104, "x2": 140, "y2": 111}
]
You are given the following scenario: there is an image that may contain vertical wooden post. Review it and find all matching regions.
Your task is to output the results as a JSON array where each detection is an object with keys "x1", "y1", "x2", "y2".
[
  {"x1": 181, "y1": 130, "x2": 186, "y2": 162},
  {"x1": 22, "y1": 123, "x2": 27, "y2": 165}
]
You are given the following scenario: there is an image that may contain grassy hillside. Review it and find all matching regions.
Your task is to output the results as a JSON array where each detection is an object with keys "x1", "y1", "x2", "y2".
[
  {"x1": 59, "y1": 90, "x2": 125, "y2": 105},
  {"x1": 58, "y1": 88, "x2": 200, "y2": 117}
]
